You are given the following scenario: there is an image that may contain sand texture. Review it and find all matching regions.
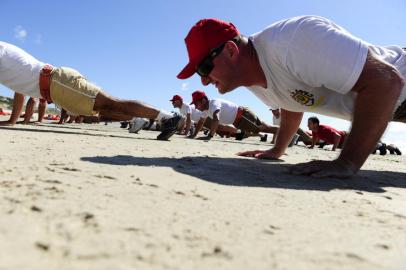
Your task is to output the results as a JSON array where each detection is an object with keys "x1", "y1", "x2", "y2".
[{"x1": 0, "y1": 121, "x2": 405, "y2": 270}]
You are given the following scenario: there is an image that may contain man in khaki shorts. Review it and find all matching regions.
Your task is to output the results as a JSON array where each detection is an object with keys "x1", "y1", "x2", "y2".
[
  {"x1": 190, "y1": 90, "x2": 277, "y2": 140},
  {"x1": 0, "y1": 41, "x2": 181, "y2": 140}
]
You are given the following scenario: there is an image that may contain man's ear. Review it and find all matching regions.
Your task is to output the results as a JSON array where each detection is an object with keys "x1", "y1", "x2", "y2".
[{"x1": 224, "y1": 40, "x2": 239, "y2": 58}]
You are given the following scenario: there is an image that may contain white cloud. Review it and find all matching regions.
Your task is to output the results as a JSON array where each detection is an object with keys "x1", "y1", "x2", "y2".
[
  {"x1": 181, "y1": 82, "x2": 189, "y2": 91},
  {"x1": 14, "y1": 25, "x2": 27, "y2": 41}
]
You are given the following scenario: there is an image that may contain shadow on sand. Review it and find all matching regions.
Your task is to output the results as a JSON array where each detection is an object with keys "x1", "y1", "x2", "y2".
[
  {"x1": 0, "y1": 125, "x2": 157, "y2": 141},
  {"x1": 0, "y1": 125, "x2": 267, "y2": 146},
  {"x1": 81, "y1": 155, "x2": 406, "y2": 193}
]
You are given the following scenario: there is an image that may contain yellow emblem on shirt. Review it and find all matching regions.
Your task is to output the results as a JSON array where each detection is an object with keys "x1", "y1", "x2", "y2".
[{"x1": 290, "y1": 90, "x2": 324, "y2": 108}]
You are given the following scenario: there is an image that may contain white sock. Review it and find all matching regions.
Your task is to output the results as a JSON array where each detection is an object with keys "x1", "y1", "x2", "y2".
[{"x1": 156, "y1": 110, "x2": 174, "y2": 122}]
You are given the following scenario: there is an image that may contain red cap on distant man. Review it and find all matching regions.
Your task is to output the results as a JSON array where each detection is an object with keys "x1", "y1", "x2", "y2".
[
  {"x1": 170, "y1": 95, "x2": 183, "y2": 102},
  {"x1": 190, "y1": 90, "x2": 207, "y2": 105},
  {"x1": 177, "y1": 19, "x2": 240, "y2": 80}
]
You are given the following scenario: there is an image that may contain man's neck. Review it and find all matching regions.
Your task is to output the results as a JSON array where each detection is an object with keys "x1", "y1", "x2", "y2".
[{"x1": 241, "y1": 39, "x2": 267, "y2": 89}]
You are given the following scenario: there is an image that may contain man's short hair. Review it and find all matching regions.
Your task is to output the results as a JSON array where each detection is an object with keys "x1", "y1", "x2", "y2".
[{"x1": 308, "y1": 116, "x2": 320, "y2": 125}]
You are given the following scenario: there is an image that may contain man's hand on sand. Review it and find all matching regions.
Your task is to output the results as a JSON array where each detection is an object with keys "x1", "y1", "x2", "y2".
[
  {"x1": 237, "y1": 148, "x2": 282, "y2": 160},
  {"x1": 287, "y1": 159, "x2": 356, "y2": 178},
  {"x1": 196, "y1": 135, "x2": 212, "y2": 141},
  {"x1": 0, "y1": 120, "x2": 14, "y2": 126},
  {"x1": 17, "y1": 120, "x2": 40, "y2": 125}
]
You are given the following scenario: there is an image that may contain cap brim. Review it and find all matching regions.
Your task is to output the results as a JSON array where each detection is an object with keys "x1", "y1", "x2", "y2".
[{"x1": 177, "y1": 62, "x2": 196, "y2": 79}]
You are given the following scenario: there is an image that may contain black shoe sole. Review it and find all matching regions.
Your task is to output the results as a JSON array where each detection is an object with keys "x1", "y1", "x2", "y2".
[{"x1": 157, "y1": 130, "x2": 177, "y2": 140}]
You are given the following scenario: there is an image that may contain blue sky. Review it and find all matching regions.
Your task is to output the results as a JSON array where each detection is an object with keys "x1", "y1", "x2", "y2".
[{"x1": 1, "y1": 0, "x2": 405, "y2": 150}]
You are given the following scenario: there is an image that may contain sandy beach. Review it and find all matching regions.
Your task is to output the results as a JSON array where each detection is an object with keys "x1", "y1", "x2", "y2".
[{"x1": 0, "y1": 120, "x2": 405, "y2": 270}]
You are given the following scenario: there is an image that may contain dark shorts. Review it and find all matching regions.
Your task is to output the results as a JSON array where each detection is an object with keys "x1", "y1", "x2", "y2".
[
  {"x1": 234, "y1": 107, "x2": 262, "y2": 134},
  {"x1": 393, "y1": 100, "x2": 406, "y2": 122}
]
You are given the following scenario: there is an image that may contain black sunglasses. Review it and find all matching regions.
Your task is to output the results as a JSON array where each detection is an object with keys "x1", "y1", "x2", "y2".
[{"x1": 196, "y1": 43, "x2": 226, "y2": 77}]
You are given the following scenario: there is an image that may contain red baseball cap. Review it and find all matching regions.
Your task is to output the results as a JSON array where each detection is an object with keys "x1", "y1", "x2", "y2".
[
  {"x1": 177, "y1": 18, "x2": 240, "y2": 80},
  {"x1": 190, "y1": 90, "x2": 207, "y2": 105},
  {"x1": 170, "y1": 95, "x2": 183, "y2": 102}
]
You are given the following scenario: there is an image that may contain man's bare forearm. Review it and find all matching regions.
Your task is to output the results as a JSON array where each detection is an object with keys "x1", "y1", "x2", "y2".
[
  {"x1": 9, "y1": 92, "x2": 25, "y2": 124},
  {"x1": 192, "y1": 118, "x2": 205, "y2": 137},
  {"x1": 184, "y1": 116, "x2": 192, "y2": 134},
  {"x1": 273, "y1": 110, "x2": 303, "y2": 154},
  {"x1": 332, "y1": 135, "x2": 341, "y2": 151},
  {"x1": 209, "y1": 119, "x2": 219, "y2": 136},
  {"x1": 339, "y1": 62, "x2": 404, "y2": 171}
]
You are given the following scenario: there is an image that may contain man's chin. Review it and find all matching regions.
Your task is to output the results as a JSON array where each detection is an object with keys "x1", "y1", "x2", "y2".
[{"x1": 217, "y1": 85, "x2": 232, "y2": 94}]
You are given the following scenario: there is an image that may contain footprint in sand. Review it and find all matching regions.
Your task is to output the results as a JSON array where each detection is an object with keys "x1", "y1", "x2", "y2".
[
  {"x1": 264, "y1": 224, "x2": 281, "y2": 235},
  {"x1": 376, "y1": 244, "x2": 390, "y2": 250},
  {"x1": 62, "y1": 167, "x2": 81, "y2": 172},
  {"x1": 201, "y1": 246, "x2": 232, "y2": 260},
  {"x1": 191, "y1": 190, "x2": 208, "y2": 201},
  {"x1": 78, "y1": 212, "x2": 98, "y2": 227},
  {"x1": 35, "y1": 242, "x2": 49, "y2": 251},
  {"x1": 30, "y1": 205, "x2": 42, "y2": 212},
  {"x1": 94, "y1": 174, "x2": 117, "y2": 180},
  {"x1": 345, "y1": 253, "x2": 365, "y2": 262}
]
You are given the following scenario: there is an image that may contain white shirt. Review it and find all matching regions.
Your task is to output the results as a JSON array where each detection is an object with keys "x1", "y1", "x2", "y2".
[
  {"x1": 179, "y1": 103, "x2": 204, "y2": 122},
  {"x1": 248, "y1": 15, "x2": 406, "y2": 121},
  {"x1": 0, "y1": 41, "x2": 46, "y2": 98},
  {"x1": 203, "y1": 99, "x2": 239, "y2": 125},
  {"x1": 273, "y1": 115, "x2": 281, "y2": 126}
]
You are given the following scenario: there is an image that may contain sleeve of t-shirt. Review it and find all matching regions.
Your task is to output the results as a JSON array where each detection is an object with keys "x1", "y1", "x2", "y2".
[
  {"x1": 283, "y1": 16, "x2": 369, "y2": 94},
  {"x1": 210, "y1": 100, "x2": 222, "y2": 114},
  {"x1": 185, "y1": 104, "x2": 192, "y2": 114}
]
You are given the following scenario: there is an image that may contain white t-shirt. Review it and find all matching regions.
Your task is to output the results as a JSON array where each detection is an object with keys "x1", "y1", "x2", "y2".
[
  {"x1": 202, "y1": 99, "x2": 239, "y2": 125},
  {"x1": 0, "y1": 41, "x2": 46, "y2": 98},
  {"x1": 179, "y1": 103, "x2": 204, "y2": 122},
  {"x1": 248, "y1": 15, "x2": 406, "y2": 121},
  {"x1": 273, "y1": 115, "x2": 281, "y2": 126}
]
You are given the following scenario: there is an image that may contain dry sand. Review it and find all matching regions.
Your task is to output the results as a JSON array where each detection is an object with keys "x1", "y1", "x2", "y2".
[{"x1": 0, "y1": 120, "x2": 405, "y2": 270}]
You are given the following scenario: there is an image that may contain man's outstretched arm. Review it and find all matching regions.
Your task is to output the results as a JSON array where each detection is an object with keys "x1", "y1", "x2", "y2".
[
  {"x1": 331, "y1": 133, "x2": 341, "y2": 151},
  {"x1": 0, "y1": 92, "x2": 25, "y2": 126},
  {"x1": 182, "y1": 114, "x2": 192, "y2": 135},
  {"x1": 238, "y1": 110, "x2": 303, "y2": 158},
  {"x1": 208, "y1": 110, "x2": 220, "y2": 137},
  {"x1": 189, "y1": 117, "x2": 206, "y2": 138}
]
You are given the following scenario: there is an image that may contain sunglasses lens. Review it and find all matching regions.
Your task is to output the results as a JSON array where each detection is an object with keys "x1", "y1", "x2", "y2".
[
  {"x1": 196, "y1": 43, "x2": 226, "y2": 77},
  {"x1": 197, "y1": 58, "x2": 214, "y2": 77}
]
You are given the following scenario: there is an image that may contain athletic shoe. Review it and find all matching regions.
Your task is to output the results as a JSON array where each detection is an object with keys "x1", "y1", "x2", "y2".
[
  {"x1": 120, "y1": 121, "x2": 129, "y2": 128},
  {"x1": 235, "y1": 131, "x2": 245, "y2": 141},
  {"x1": 395, "y1": 148, "x2": 402, "y2": 155},
  {"x1": 377, "y1": 143, "x2": 387, "y2": 155},
  {"x1": 157, "y1": 115, "x2": 183, "y2": 140},
  {"x1": 387, "y1": 144, "x2": 402, "y2": 155},
  {"x1": 129, "y1": 118, "x2": 149, "y2": 134}
]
